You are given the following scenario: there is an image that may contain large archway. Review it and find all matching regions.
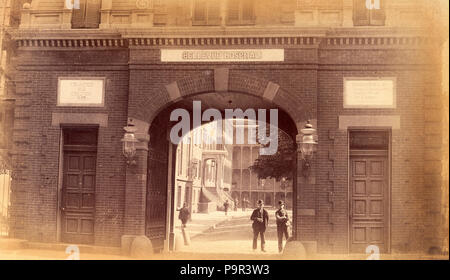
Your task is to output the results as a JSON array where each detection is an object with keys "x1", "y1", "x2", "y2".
[{"x1": 124, "y1": 70, "x2": 314, "y2": 253}]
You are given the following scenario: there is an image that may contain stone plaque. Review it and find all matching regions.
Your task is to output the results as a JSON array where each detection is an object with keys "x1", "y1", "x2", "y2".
[
  {"x1": 344, "y1": 78, "x2": 396, "y2": 108},
  {"x1": 58, "y1": 78, "x2": 105, "y2": 107},
  {"x1": 161, "y1": 49, "x2": 285, "y2": 62}
]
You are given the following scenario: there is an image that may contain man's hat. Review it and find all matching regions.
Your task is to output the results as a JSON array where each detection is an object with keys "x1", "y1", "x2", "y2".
[
  {"x1": 278, "y1": 200, "x2": 285, "y2": 206},
  {"x1": 257, "y1": 199, "x2": 264, "y2": 205}
]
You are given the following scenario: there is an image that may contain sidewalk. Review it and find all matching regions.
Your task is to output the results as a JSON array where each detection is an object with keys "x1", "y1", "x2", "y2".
[
  {"x1": 175, "y1": 209, "x2": 251, "y2": 239},
  {"x1": 0, "y1": 237, "x2": 130, "y2": 260},
  {"x1": 0, "y1": 237, "x2": 447, "y2": 260},
  {"x1": 0, "y1": 248, "x2": 132, "y2": 260}
]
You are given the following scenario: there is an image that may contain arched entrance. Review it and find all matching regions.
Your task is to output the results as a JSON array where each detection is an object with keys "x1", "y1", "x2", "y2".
[{"x1": 124, "y1": 70, "x2": 314, "y2": 252}]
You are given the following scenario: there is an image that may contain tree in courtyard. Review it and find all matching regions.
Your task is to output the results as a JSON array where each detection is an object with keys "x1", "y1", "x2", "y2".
[{"x1": 249, "y1": 128, "x2": 295, "y2": 181}]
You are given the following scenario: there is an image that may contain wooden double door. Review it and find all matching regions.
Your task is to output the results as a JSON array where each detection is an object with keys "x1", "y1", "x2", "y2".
[{"x1": 349, "y1": 151, "x2": 390, "y2": 253}]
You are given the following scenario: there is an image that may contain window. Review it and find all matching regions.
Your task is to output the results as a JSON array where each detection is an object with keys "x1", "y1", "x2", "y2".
[
  {"x1": 349, "y1": 130, "x2": 389, "y2": 150},
  {"x1": 227, "y1": 0, "x2": 255, "y2": 25},
  {"x1": 353, "y1": 0, "x2": 385, "y2": 26},
  {"x1": 192, "y1": 0, "x2": 221, "y2": 26},
  {"x1": 153, "y1": 0, "x2": 167, "y2": 25},
  {"x1": 71, "y1": 0, "x2": 101, "y2": 29},
  {"x1": 203, "y1": 159, "x2": 217, "y2": 186},
  {"x1": 63, "y1": 127, "x2": 98, "y2": 147}
]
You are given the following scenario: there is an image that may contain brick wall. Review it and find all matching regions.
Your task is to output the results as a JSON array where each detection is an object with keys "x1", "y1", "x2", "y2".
[
  {"x1": 316, "y1": 42, "x2": 443, "y2": 253},
  {"x1": 10, "y1": 49, "x2": 129, "y2": 246},
  {"x1": 8, "y1": 34, "x2": 444, "y2": 254}
]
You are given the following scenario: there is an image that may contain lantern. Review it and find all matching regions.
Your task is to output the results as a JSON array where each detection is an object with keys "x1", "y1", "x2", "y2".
[
  {"x1": 121, "y1": 125, "x2": 139, "y2": 165},
  {"x1": 299, "y1": 121, "x2": 318, "y2": 176}
]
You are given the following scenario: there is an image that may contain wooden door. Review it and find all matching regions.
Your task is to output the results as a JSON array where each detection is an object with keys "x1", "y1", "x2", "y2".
[
  {"x1": 61, "y1": 152, "x2": 96, "y2": 244},
  {"x1": 350, "y1": 153, "x2": 389, "y2": 253}
]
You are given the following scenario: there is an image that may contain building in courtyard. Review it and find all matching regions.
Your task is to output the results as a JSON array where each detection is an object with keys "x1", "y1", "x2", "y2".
[
  {"x1": 231, "y1": 122, "x2": 294, "y2": 209},
  {"x1": 174, "y1": 121, "x2": 234, "y2": 215},
  {"x1": 0, "y1": 0, "x2": 447, "y2": 254}
]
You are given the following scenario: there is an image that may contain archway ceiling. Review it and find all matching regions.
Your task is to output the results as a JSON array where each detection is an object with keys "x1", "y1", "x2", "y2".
[
  {"x1": 159, "y1": 91, "x2": 298, "y2": 139},
  {"x1": 175, "y1": 92, "x2": 277, "y2": 111}
]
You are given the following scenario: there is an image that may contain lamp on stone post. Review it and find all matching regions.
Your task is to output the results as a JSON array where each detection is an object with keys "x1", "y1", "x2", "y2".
[
  {"x1": 298, "y1": 121, "x2": 318, "y2": 177},
  {"x1": 121, "y1": 125, "x2": 139, "y2": 166}
]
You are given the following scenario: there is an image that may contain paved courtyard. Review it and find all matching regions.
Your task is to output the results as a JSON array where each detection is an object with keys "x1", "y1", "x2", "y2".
[{"x1": 175, "y1": 209, "x2": 293, "y2": 255}]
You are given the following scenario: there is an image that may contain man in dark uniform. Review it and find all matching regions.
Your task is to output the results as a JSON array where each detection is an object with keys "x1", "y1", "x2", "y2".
[
  {"x1": 250, "y1": 199, "x2": 269, "y2": 252},
  {"x1": 177, "y1": 202, "x2": 191, "y2": 245},
  {"x1": 224, "y1": 200, "x2": 230, "y2": 216},
  {"x1": 275, "y1": 200, "x2": 290, "y2": 253},
  {"x1": 178, "y1": 202, "x2": 190, "y2": 226}
]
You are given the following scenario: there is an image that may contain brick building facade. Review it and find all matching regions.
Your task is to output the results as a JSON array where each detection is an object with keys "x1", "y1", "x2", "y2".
[
  {"x1": 0, "y1": 0, "x2": 447, "y2": 254},
  {"x1": 173, "y1": 121, "x2": 234, "y2": 215}
]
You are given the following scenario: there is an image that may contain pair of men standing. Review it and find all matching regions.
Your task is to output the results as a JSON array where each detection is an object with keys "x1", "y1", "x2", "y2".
[{"x1": 250, "y1": 200, "x2": 290, "y2": 253}]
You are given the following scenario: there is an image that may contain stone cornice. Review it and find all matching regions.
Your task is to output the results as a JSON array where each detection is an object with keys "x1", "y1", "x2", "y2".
[
  {"x1": 10, "y1": 26, "x2": 432, "y2": 38},
  {"x1": 14, "y1": 36, "x2": 437, "y2": 50},
  {"x1": 127, "y1": 36, "x2": 320, "y2": 47},
  {"x1": 9, "y1": 26, "x2": 439, "y2": 49},
  {"x1": 17, "y1": 38, "x2": 126, "y2": 48}
]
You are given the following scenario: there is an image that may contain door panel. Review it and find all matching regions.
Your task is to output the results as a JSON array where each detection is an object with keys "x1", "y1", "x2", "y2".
[
  {"x1": 350, "y1": 156, "x2": 389, "y2": 253},
  {"x1": 61, "y1": 152, "x2": 96, "y2": 244}
]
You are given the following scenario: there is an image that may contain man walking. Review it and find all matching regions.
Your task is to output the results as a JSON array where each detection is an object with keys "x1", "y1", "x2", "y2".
[
  {"x1": 177, "y1": 202, "x2": 191, "y2": 245},
  {"x1": 250, "y1": 200, "x2": 269, "y2": 252},
  {"x1": 275, "y1": 200, "x2": 290, "y2": 253},
  {"x1": 224, "y1": 199, "x2": 230, "y2": 216}
]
